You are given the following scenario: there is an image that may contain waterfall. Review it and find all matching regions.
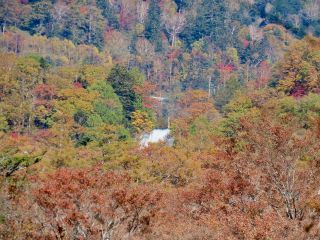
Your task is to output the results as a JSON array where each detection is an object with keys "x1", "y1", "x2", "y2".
[
  {"x1": 140, "y1": 129, "x2": 173, "y2": 147},
  {"x1": 140, "y1": 95, "x2": 173, "y2": 147}
]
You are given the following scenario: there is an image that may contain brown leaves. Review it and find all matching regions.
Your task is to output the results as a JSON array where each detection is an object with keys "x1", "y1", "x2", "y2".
[
  {"x1": 172, "y1": 90, "x2": 217, "y2": 137},
  {"x1": 9, "y1": 167, "x2": 162, "y2": 239}
]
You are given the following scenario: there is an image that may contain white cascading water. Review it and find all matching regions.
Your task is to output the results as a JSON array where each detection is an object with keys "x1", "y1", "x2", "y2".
[
  {"x1": 140, "y1": 129, "x2": 171, "y2": 147},
  {"x1": 140, "y1": 96, "x2": 173, "y2": 147}
]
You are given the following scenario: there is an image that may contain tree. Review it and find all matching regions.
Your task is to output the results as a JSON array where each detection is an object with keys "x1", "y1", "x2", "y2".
[
  {"x1": 88, "y1": 81, "x2": 124, "y2": 125},
  {"x1": 22, "y1": 1, "x2": 53, "y2": 35},
  {"x1": 215, "y1": 77, "x2": 242, "y2": 110},
  {"x1": 256, "y1": 60, "x2": 272, "y2": 89},
  {"x1": 33, "y1": 83, "x2": 56, "y2": 129},
  {"x1": 60, "y1": 3, "x2": 105, "y2": 49},
  {"x1": 277, "y1": 36, "x2": 320, "y2": 96},
  {"x1": 145, "y1": 0, "x2": 163, "y2": 52},
  {"x1": 131, "y1": 109, "x2": 154, "y2": 133},
  {"x1": 135, "y1": 38, "x2": 155, "y2": 80},
  {"x1": 163, "y1": 10, "x2": 186, "y2": 47},
  {"x1": 1, "y1": 55, "x2": 43, "y2": 131},
  {"x1": 180, "y1": 40, "x2": 213, "y2": 90},
  {"x1": 107, "y1": 65, "x2": 137, "y2": 123},
  {"x1": 173, "y1": 0, "x2": 193, "y2": 11},
  {"x1": 96, "y1": 0, "x2": 119, "y2": 29},
  {"x1": 173, "y1": 90, "x2": 217, "y2": 137},
  {"x1": 236, "y1": 108, "x2": 320, "y2": 221},
  {"x1": 2, "y1": 167, "x2": 162, "y2": 239},
  {"x1": 136, "y1": 0, "x2": 149, "y2": 24},
  {"x1": 180, "y1": 0, "x2": 232, "y2": 49},
  {"x1": 118, "y1": 0, "x2": 136, "y2": 30},
  {"x1": 0, "y1": 0, "x2": 29, "y2": 34},
  {"x1": 303, "y1": 0, "x2": 320, "y2": 22},
  {"x1": 104, "y1": 30, "x2": 131, "y2": 64}
]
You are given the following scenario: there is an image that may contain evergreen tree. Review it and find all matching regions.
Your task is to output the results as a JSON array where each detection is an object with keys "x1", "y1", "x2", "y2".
[
  {"x1": 215, "y1": 77, "x2": 242, "y2": 110},
  {"x1": 96, "y1": 0, "x2": 119, "y2": 29},
  {"x1": 22, "y1": 1, "x2": 53, "y2": 35},
  {"x1": 61, "y1": 4, "x2": 105, "y2": 50},
  {"x1": 107, "y1": 65, "x2": 137, "y2": 123},
  {"x1": 145, "y1": 0, "x2": 162, "y2": 52},
  {"x1": 173, "y1": 0, "x2": 193, "y2": 11},
  {"x1": 181, "y1": 0, "x2": 231, "y2": 49}
]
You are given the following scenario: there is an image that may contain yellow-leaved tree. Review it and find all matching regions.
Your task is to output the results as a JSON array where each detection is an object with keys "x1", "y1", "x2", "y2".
[
  {"x1": 277, "y1": 36, "x2": 320, "y2": 96},
  {"x1": 131, "y1": 110, "x2": 154, "y2": 133}
]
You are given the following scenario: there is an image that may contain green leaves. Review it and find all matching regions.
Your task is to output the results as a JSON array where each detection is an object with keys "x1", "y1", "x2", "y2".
[
  {"x1": 215, "y1": 77, "x2": 242, "y2": 110},
  {"x1": 0, "y1": 154, "x2": 41, "y2": 177},
  {"x1": 180, "y1": 0, "x2": 231, "y2": 49},
  {"x1": 89, "y1": 81, "x2": 124, "y2": 125},
  {"x1": 219, "y1": 93, "x2": 255, "y2": 138},
  {"x1": 0, "y1": 115, "x2": 8, "y2": 132},
  {"x1": 107, "y1": 65, "x2": 137, "y2": 123}
]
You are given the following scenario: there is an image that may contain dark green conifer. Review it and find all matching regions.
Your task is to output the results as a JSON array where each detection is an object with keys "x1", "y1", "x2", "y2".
[{"x1": 145, "y1": 0, "x2": 162, "y2": 52}]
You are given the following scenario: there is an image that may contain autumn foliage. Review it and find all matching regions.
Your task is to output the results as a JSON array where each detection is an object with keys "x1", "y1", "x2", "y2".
[{"x1": 1, "y1": 1, "x2": 320, "y2": 239}]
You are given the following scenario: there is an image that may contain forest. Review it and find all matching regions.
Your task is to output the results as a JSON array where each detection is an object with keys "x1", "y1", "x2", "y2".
[{"x1": 0, "y1": 0, "x2": 320, "y2": 239}]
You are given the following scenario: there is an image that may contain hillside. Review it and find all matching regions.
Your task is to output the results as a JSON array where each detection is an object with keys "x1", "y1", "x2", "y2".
[{"x1": 1, "y1": 0, "x2": 320, "y2": 239}]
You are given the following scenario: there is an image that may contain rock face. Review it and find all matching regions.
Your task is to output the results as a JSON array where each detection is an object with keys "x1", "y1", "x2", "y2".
[{"x1": 140, "y1": 129, "x2": 173, "y2": 147}]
